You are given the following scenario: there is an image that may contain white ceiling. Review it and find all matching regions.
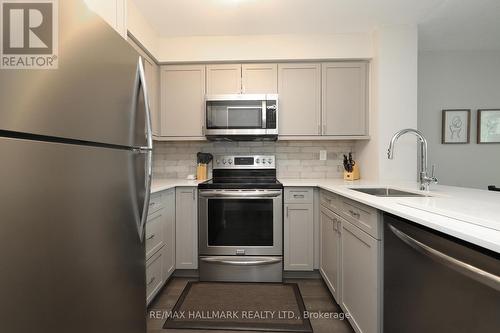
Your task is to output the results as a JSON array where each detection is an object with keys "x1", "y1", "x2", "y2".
[{"x1": 131, "y1": 0, "x2": 500, "y2": 50}]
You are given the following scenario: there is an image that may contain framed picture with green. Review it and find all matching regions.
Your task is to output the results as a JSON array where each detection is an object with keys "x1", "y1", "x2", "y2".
[{"x1": 477, "y1": 109, "x2": 500, "y2": 143}]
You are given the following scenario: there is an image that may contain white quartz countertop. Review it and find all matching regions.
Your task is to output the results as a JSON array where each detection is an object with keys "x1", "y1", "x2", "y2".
[
  {"x1": 282, "y1": 179, "x2": 500, "y2": 253},
  {"x1": 152, "y1": 178, "x2": 500, "y2": 253},
  {"x1": 151, "y1": 179, "x2": 202, "y2": 193}
]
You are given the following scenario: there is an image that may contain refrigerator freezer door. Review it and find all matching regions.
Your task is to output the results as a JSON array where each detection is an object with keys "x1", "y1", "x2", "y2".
[
  {"x1": 0, "y1": 137, "x2": 147, "y2": 333},
  {"x1": 0, "y1": 0, "x2": 149, "y2": 149}
]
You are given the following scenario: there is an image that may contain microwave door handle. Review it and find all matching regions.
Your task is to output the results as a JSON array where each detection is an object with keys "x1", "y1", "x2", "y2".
[
  {"x1": 262, "y1": 100, "x2": 266, "y2": 129},
  {"x1": 388, "y1": 224, "x2": 500, "y2": 291}
]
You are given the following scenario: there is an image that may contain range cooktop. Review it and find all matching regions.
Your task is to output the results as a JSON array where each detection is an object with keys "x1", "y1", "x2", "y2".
[{"x1": 198, "y1": 155, "x2": 283, "y2": 190}]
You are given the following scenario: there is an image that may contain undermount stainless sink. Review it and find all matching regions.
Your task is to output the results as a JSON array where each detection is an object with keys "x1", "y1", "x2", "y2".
[{"x1": 350, "y1": 188, "x2": 429, "y2": 197}]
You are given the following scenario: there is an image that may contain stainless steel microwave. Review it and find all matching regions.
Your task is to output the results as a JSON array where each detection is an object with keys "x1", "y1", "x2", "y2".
[{"x1": 204, "y1": 94, "x2": 278, "y2": 140}]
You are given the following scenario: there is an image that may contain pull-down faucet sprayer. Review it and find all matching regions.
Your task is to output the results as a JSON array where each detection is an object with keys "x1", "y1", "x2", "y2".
[{"x1": 387, "y1": 129, "x2": 437, "y2": 191}]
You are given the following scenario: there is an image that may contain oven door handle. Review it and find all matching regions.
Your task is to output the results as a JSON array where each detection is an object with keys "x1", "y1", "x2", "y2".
[
  {"x1": 199, "y1": 190, "x2": 282, "y2": 198},
  {"x1": 200, "y1": 257, "x2": 281, "y2": 266}
]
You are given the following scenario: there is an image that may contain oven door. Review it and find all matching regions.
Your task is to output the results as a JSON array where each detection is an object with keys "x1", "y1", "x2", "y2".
[{"x1": 198, "y1": 189, "x2": 283, "y2": 256}]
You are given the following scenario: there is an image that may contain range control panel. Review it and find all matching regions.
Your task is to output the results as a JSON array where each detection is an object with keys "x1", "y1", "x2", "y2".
[{"x1": 213, "y1": 155, "x2": 276, "y2": 169}]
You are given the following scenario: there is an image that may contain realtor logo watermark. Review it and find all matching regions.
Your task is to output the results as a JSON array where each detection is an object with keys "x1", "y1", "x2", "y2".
[{"x1": 1, "y1": 0, "x2": 58, "y2": 69}]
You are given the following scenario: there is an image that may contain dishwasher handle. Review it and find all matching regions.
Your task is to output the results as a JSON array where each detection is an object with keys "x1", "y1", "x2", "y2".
[{"x1": 388, "y1": 224, "x2": 500, "y2": 292}]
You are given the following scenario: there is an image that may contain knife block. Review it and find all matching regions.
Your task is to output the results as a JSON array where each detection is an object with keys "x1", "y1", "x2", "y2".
[
  {"x1": 197, "y1": 163, "x2": 208, "y2": 181},
  {"x1": 344, "y1": 164, "x2": 360, "y2": 181}
]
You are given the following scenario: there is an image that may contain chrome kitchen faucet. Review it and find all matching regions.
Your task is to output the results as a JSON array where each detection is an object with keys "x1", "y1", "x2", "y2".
[{"x1": 387, "y1": 129, "x2": 438, "y2": 191}]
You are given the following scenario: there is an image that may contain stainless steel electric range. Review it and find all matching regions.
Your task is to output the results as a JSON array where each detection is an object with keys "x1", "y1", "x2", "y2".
[{"x1": 198, "y1": 155, "x2": 283, "y2": 282}]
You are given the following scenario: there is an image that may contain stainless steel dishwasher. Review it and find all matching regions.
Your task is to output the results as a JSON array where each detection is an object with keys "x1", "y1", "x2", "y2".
[{"x1": 383, "y1": 213, "x2": 500, "y2": 333}]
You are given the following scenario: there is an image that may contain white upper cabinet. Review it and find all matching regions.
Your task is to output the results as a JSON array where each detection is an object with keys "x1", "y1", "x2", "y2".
[
  {"x1": 206, "y1": 64, "x2": 242, "y2": 95},
  {"x1": 278, "y1": 63, "x2": 321, "y2": 136},
  {"x1": 84, "y1": 0, "x2": 127, "y2": 38},
  {"x1": 161, "y1": 65, "x2": 206, "y2": 138},
  {"x1": 242, "y1": 64, "x2": 278, "y2": 94},
  {"x1": 322, "y1": 62, "x2": 368, "y2": 136}
]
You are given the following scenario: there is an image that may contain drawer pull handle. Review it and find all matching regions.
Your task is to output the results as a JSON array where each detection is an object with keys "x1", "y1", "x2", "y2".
[
  {"x1": 149, "y1": 202, "x2": 155, "y2": 207},
  {"x1": 146, "y1": 234, "x2": 155, "y2": 241},
  {"x1": 293, "y1": 194, "x2": 305, "y2": 199},
  {"x1": 349, "y1": 209, "x2": 360, "y2": 218},
  {"x1": 147, "y1": 277, "x2": 156, "y2": 286}
]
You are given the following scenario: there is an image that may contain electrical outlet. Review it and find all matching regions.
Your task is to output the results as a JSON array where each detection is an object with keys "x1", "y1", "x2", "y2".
[{"x1": 319, "y1": 150, "x2": 327, "y2": 161}]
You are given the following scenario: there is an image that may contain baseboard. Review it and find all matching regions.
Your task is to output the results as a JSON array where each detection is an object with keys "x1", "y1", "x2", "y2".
[
  {"x1": 173, "y1": 269, "x2": 200, "y2": 278},
  {"x1": 284, "y1": 270, "x2": 322, "y2": 279}
]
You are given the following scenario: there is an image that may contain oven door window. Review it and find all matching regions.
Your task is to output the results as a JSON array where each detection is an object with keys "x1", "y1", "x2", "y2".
[
  {"x1": 208, "y1": 199, "x2": 273, "y2": 246},
  {"x1": 206, "y1": 100, "x2": 263, "y2": 129}
]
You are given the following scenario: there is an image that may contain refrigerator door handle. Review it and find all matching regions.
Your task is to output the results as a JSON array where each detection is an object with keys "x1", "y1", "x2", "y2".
[
  {"x1": 388, "y1": 224, "x2": 500, "y2": 291},
  {"x1": 137, "y1": 57, "x2": 153, "y2": 151},
  {"x1": 137, "y1": 149, "x2": 152, "y2": 242},
  {"x1": 135, "y1": 57, "x2": 153, "y2": 242}
]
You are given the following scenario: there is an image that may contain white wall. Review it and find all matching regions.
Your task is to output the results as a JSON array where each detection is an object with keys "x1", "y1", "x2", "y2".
[
  {"x1": 418, "y1": 50, "x2": 500, "y2": 189},
  {"x1": 356, "y1": 25, "x2": 419, "y2": 182},
  {"x1": 154, "y1": 33, "x2": 372, "y2": 62}
]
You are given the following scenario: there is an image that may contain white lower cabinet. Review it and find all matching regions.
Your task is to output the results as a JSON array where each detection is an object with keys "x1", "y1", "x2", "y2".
[
  {"x1": 319, "y1": 206, "x2": 341, "y2": 299},
  {"x1": 341, "y1": 219, "x2": 380, "y2": 333},
  {"x1": 162, "y1": 189, "x2": 176, "y2": 281},
  {"x1": 146, "y1": 250, "x2": 164, "y2": 304},
  {"x1": 319, "y1": 191, "x2": 381, "y2": 333},
  {"x1": 145, "y1": 188, "x2": 176, "y2": 305},
  {"x1": 284, "y1": 204, "x2": 314, "y2": 270},
  {"x1": 175, "y1": 187, "x2": 198, "y2": 269},
  {"x1": 284, "y1": 188, "x2": 314, "y2": 271}
]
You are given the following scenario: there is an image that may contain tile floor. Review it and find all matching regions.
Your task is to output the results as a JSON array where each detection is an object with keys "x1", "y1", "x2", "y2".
[{"x1": 147, "y1": 278, "x2": 354, "y2": 333}]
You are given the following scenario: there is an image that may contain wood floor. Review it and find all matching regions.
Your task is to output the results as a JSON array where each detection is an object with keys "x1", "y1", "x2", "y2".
[{"x1": 147, "y1": 277, "x2": 354, "y2": 333}]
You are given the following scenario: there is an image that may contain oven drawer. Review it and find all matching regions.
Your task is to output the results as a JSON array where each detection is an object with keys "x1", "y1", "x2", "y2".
[
  {"x1": 285, "y1": 187, "x2": 313, "y2": 204},
  {"x1": 199, "y1": 256, "x2": 283, "y2": 282}
]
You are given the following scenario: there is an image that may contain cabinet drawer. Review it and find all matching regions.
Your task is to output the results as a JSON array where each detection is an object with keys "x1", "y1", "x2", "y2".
[
  {"x1": 145, "y1": 211, "x2": 164, "y2": 259},
  {"x1": 285, "y1": 187, "x2": 313, "y2": 204},
  {"x1": 148, "y1": 193, "x2": 163, "y2": 216},
  {"x1": 340, "y1": 198, "x2": 380, "y2": 239},
  {"x1": 146, "y1": 251, "x2": 163, "y2": 304},
  {"x1": 320, "y1": 190, "x2": 342, "y2": 212}
]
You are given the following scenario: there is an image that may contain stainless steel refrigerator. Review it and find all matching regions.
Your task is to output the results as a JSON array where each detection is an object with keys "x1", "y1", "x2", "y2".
[{"x1": 0, "y1": 1, "x2": 153, "y2": 332}]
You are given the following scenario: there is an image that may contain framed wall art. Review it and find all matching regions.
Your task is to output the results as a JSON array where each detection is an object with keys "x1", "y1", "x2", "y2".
[
  {"x1": 478, "y1": 109, "x2": 500, "y2": 143},
  {"x1": 441, "y1": 109, "x2": 471, "y2": 144}
]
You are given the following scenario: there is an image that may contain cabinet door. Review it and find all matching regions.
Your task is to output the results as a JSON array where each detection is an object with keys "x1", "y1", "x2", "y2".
[
  {"x1": 146, "y1": 250, "x2": 164, "y2": 305},
  {"x1": 278, "y1": 63, "x2": 321, "y2": 135},
  {"x1": 242, "y1": 64, "x2": 278, "y2": 94},
  {"x1": 161, "y1": 65, "x2": 206, "y2": 137},
  {"x1": 206, "y1": 64, "x2": 242, "y2": 95},
  {"x1": 175, "y1": 187, "x2": 198, "y2": 269},
  {"x1": 284, "y1": 204, "x2": 314, "y2": 271},
  {"x1": 320, "y1": 207, "x2": 340, "y2": 299},
  {"x1": 341, "y1": 220, "x2": 380, "y2": 333},
  {"x1": 143, "y1": 58, "x2": 161, "y2": 136},
  {"x1": 322, "y1": 62, "x2": 368, "y2": 136},
  {"x1": 162, "y1": 189, "x2": 176, "y2": 280}
]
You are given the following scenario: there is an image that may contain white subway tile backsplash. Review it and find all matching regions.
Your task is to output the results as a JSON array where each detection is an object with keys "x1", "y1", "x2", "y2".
[{"x1": 153, "y1": 140, "x2": 355, "y2": 180}]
